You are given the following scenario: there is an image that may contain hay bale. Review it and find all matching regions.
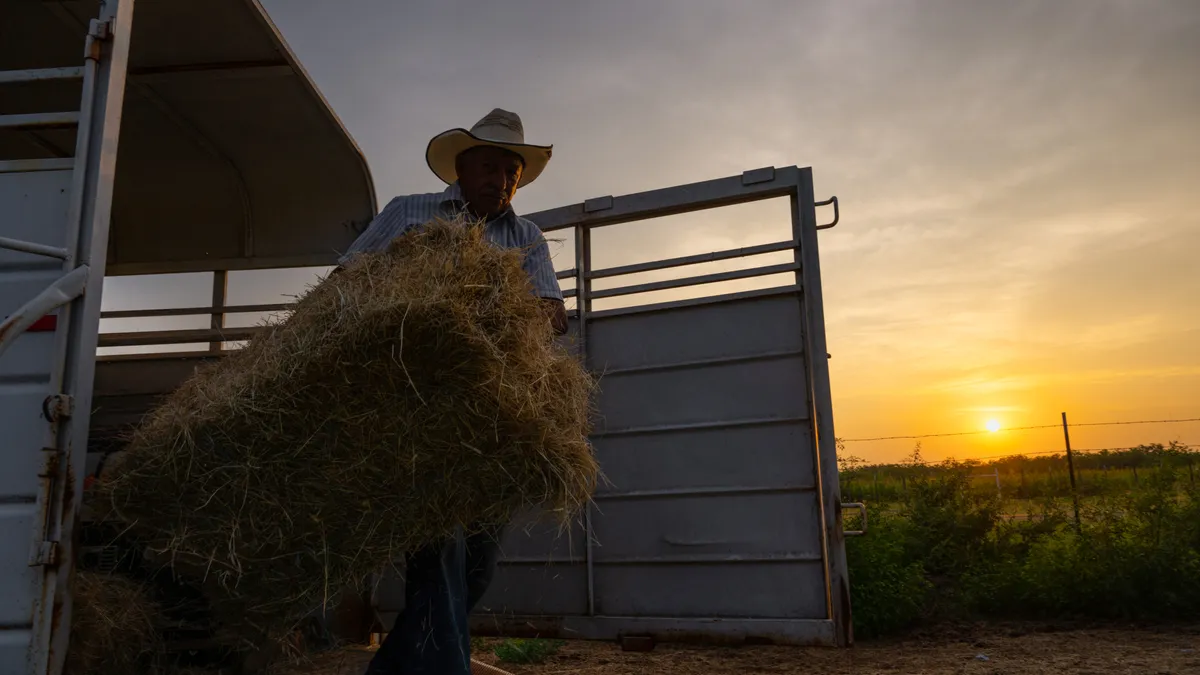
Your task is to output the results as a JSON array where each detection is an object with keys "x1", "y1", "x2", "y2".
[
  {"x1": 65, "y1": 571, "x2": 162, "y2": 675},
  {"x1": 99, "y1": 217, "x2": 597, "y2": 630}
]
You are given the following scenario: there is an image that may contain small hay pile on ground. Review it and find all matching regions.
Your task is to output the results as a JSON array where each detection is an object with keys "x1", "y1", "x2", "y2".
[
  {"x1": 65, "y1": 571, "x2": 162, "y2": 675},
  {"x1": 99, "y1": 216, "x2": 597, "y2": 633}
]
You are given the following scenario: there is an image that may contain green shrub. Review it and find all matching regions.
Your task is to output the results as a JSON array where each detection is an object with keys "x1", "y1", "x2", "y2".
[
  {"x1": 963, "y1": 465, "x2": 1200, "y2": 619},
  {"x1": 846, "y1": 512, "x2": 929, "y2": 638},
  {"x1": 900, "y1": 461, "x2": 1002, "y2": 578},
  {"x1": 846, "y1": 456, "x2": 1200, "y2": 636},
  {"x1": 493, "y1": 638, "x2": 565, "y2": 664}
]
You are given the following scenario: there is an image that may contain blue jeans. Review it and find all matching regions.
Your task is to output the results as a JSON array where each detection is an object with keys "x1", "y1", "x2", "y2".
[{"x1": 365, "y1": 527, "x2": 501, "y2": 674}]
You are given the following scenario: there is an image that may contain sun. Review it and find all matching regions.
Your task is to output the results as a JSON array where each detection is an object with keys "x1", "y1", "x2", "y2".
[{"x1": 986, "y1": 419, "x2": 1002, "y2": 433}]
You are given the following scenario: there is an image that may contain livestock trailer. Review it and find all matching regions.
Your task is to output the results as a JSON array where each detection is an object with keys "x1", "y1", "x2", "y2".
[
  {"x1": 0, "y1": 0, "x2": 375, "y2": 673},
  {"x1": 0, "y1": 1, "x2": 855, "y2": 674}
]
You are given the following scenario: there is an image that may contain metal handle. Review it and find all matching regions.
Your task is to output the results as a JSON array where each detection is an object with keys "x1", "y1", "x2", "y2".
[
  {"x1": 0, "y1": 235, "x2": 69, "y2": 260},
  {"x1": 842, "y1": 502, "x2": 867, "y2": 536},
  {"x1": 816, "y1": 196, "x2": 839, "y2": 230}
]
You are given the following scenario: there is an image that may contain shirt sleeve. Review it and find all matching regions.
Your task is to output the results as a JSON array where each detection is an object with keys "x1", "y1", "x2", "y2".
[
  {"x1": 338, "y1": 196, "x2": 409, "y2": 266},
  {"x1": 523, "y1": 232, "x2": 565, "y2": 301}
]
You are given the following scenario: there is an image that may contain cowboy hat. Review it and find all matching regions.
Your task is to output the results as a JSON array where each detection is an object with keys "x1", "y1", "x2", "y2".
[{"x1": 425, "y1": 108, "x2": 553, "y2": 189}]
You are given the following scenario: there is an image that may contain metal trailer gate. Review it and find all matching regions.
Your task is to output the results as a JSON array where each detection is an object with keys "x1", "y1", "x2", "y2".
[
  {"x1": 374, "y1": 166, "x2": 855, "y2": 647},
  {"x1": 0, "y1": 2, "x2": 134, "y2": 674}
]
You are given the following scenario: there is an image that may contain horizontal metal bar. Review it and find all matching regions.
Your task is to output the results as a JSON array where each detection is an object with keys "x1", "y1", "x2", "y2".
[
  {"x1": 0, "y1": 236, "x2": 69, "y2": 260},
  {"x1": 468, "y1": 615, "x2": 837, "y2": 647},
  {"x1": 596, "y1": 483, "x2": 816, "y2": 501},
  {"x1": 528, "y1": 166, "x2": 802, "y2": 232},
  {"x1": 592, "y1": 262, "x2": 799, "y2": 300},
  {"x1": 96, "y1": 350, "x2": 228, "y2": 363},
  {"x1": 128, "y1": 60, "x2": 292, "y2": 85},
  {"x1": 815, "y1": 196, "x2": 840, "y2": 230},
  {"x1": 498, "y1": 552, "x2": 823, "y2": 566},
  {"x1": 0, "y1": 67, "x2": 84, "y2": 84},
  {"x1": 0, "y1": 111, "x2": 80, "y2": 129},
  {"x1": 598, "y1": 552, "x2": 824, "y2": 565},
  {"x1": 596, "y1": 349, "x2": 804, "y2": 377},
  {"x1": 561, "y1": 288, "x2": 577, "y2": 299},
  {"x1": 496, "y1": 556, "x2": 583, "y2": 566},
  {"x1": 556, "y1": 268, "x2": 576, "y2": 280},
  {"x1": 593, "y1": 415, "x2": 810, "y2": 438},
  {"x1": 97, "y1": 326, "x2": 266, "y2": 348},
  {"x1": 100, "y1": 302, "x2": 293, "y2": 319},
  {"x1": 591, "y1": 240, "x2": 797, "y2": 280},
  {"x1": 589, "y1": 285, "x2": 801, "y2": 321},
  {"x1": 0, "y1": 158, "x2": 75, "y2": 173},
  {"x1": 106, "y1": 254, "x2": 340, "y2": 276}
]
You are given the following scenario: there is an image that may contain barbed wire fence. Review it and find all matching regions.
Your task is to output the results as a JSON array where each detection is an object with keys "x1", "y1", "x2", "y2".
[{"x1": 836, "y1": 415, "x2": 1200, "y2": 523}]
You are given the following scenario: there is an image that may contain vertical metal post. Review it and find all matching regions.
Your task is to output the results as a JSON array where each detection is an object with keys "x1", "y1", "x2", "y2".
[
  {"x1": 39, "y1": 4, "x2": 136, "y2": 675},
  {"x1": 574, "y1": 223, "x2": 596, "y2": 617},
  {"x1": 210, "y1": 269, "x2": 227, "y2": 352},
  {"x1": 1061, "y1": 412, "x2": 1082, "y2": 533},
  {"x1": 792, "y1": 169, "x2": 852, "y2": 646}
]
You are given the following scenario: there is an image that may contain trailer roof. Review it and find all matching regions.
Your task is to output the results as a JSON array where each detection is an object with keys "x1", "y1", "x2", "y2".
[{"x1": 0, "y1": 0, "x2": 378, "y2": 275}]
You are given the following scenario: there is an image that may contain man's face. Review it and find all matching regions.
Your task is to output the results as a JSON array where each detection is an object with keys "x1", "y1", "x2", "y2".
[{"x1": 456, "y1": 145, "x2": 524, "y2": 220}]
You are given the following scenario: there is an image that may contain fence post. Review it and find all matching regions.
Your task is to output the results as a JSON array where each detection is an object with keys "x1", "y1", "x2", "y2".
[
  {"x1": 1061, "y1": 412, "x2": 1082, "y2": 533},
  {"x1": 209, "y1": 269, "x2": 228, "y2": 352}
]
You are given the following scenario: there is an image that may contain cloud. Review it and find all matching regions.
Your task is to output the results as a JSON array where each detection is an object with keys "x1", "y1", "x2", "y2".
[{"x1": 100, "y1": 0, "x2": 1200, "y2": 459}]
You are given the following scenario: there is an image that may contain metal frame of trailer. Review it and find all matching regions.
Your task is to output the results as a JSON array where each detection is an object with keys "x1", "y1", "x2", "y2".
[{"x1": 1, "y1": 1, "x2": 375, "y2": 673}]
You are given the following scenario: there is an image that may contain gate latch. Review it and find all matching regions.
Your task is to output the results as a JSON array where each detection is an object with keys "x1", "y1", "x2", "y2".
[{"x1": 842, "y1": 502, "x2": 867, "y2": 536}]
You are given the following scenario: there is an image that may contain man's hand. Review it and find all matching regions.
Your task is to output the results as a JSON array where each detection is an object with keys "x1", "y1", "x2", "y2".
[{"x1": 544, "y1": 298, "x2": 568, "y2": 335}]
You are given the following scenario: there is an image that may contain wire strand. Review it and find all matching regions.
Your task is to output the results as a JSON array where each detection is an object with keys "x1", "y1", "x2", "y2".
[{"x1": 840, "y1": 417, "x2": 1200, "y2": 443}]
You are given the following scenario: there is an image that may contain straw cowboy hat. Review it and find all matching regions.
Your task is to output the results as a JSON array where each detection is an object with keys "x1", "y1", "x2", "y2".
[{"x1": 425, "y1": 108, "x2": 553, "y2": 189}]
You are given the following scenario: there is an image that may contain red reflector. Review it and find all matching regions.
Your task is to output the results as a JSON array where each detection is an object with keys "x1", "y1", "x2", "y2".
[{"x1": 29, "y1": 315, "x2": 57, "y2": 332}]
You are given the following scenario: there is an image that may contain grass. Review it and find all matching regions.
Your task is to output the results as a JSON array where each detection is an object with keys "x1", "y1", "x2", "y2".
[
  {"x1": 843, "y1": 448, "x2": 1200, "y2": 639},
  {"x1": 492, "y1": 638, "x2": 566, "y2": 664},
  {"x1": 839, "y1": 442, "x2": 1198, "y2": 509}
]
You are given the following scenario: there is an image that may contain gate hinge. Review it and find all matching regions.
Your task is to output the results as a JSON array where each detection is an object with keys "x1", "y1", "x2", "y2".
[
  {"x1": 43, "y1": 394, "x2": 74, "y2": 422},
  {"x1": 29, "y1": 541, "x2": 59, "y2": 567},
  {"x1": 89, "y1": 19, "x2": 112, "y2": 41},
  {"x1": 85, "y1": 19, "x2": 112, "y2": 61}
]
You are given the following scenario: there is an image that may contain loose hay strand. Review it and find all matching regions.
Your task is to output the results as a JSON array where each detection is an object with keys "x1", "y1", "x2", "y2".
[
  {"x1": 98, "y1": 216, "x2": 598, "y2": 640},
  {"x1": 65, "y1": 571, "x2": 162, "y2": 675}
]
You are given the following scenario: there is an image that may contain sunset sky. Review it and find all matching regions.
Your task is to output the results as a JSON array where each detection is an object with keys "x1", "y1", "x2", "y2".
[{"x1": 102, "y1": 0, "x2": 1200, "y2": 463}]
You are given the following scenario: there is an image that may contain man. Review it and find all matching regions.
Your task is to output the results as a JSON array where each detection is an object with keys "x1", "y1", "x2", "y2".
[{"x1": 337, "y1": 109, "x2": 566, "y2": 675}]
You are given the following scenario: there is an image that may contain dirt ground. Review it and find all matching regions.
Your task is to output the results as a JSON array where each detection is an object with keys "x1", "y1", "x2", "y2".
[{"x1": 280, "y1": 623, "x2": 1200, "y2": 674}]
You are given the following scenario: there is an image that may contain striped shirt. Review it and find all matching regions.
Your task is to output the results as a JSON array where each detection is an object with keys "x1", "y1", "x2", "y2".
[{"x1": 339, "y1": 183, "x2": 563, "y2": 301}]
